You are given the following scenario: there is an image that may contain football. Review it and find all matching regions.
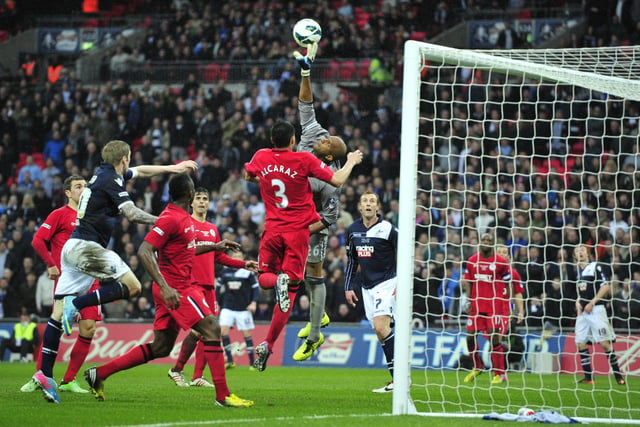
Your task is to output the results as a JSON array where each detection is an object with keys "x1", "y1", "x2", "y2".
[
  {"x1": 292, "y1": 18, "x2": 322, "y2": 47},
  {"x1": 518, "y1": 407, "x2": 535, "y2": 416}
]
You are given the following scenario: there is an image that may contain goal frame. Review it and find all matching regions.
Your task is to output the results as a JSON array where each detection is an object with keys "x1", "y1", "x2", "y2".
[{"x1": 394, "y1": 40, "x2": 640, "y2": 423}]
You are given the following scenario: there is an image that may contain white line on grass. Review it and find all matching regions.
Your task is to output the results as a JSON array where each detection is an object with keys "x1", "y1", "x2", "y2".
[{"x1": 110, "y1": 413, "x2": 395, "y2": 427}]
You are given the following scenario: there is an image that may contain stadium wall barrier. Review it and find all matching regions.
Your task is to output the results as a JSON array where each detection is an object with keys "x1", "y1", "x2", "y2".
[{"x1": 0, "y1": 323, "x2": 638, "y2": 376}]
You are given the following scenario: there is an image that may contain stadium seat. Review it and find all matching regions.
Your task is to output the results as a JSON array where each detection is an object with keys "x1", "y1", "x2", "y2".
[
  {"x1": 322, "y1": 61, "x2": 339, "y2": 80},
  {"x1": 357, "y1": 60, "x2": 371, "y2": 79},
  {"x1": 410, "y1": 32, "x2": 427, "y2": 42},
  {"x1": 355, "y1": 12, "x2": 370, "y2": 30},
  {"x1": 32, "y1": 152, "x2": 46, "y2": 169},
  {"x1": 339, "y1": 61, "x2": 356, "y2": 80},
  {"x1": 202, "y1": 63, "x2": 220, "y2": 82},
  {"x1": 219, "y1": 63, "x2": 230, "y2": 80}
]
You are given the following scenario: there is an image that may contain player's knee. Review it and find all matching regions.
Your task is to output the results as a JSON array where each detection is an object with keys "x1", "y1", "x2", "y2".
[
  {"x1": 51, "y1": 299, "x2": 64, "y2": 321},
  {"x1": 151, "y1": 341, "x2": 172, "y2": 358},
  {"x1": 122, "y1": 281, "x2": 140, "y2": 298},
  {"x1": 79, "y1": 320, "x2": 97, "y2": 338}
]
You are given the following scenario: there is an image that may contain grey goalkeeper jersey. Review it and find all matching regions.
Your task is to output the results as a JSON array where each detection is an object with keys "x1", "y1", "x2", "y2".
[{"x1": 299, "y1": 100, "x2": 341, "y2": 234}]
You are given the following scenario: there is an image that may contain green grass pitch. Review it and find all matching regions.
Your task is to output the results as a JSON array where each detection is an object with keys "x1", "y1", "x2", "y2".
[{"x1": 1, "y1": 362, "x2": 633, "y2": 426}]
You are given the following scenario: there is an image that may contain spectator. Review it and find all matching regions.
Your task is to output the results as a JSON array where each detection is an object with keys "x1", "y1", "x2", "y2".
[
  {"x1": 496, "y1": 20, "x2": 523, "y2": 49},
  {"x1": 17, "y1": 155, "x2": 43, "y2": 186},
  {"x1": 0, "y1": 312, "x2": 40, "y2": 362},
  {"x1": 43, "y1": 130, "x2": 66, "y2": 170}
]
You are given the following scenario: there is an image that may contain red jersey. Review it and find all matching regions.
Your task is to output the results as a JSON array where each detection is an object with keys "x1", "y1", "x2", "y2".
[
  {"x1": 191, "y1": 218, "x2": 244, "y2": 287},
  {"x1": 244, "y1": 148, "x2": 334, "y2": 231},
  {"x1": 463, "y1": 252, "x2": 510, "y2": 314},
  {"x1": 32, "y1": 205, "x2": 78, "y2": 269},
  {"x1": 497, "y1": 267, "x2": 523, "y2": 315},
  {"x1": 144, "y1": 204, "x2": 196, "y2": 290}
]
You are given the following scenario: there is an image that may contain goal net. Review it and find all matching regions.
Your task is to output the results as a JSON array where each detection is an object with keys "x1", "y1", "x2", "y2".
[{"x1": 395, "y1": 40, "x2": 640, "y2": 424}]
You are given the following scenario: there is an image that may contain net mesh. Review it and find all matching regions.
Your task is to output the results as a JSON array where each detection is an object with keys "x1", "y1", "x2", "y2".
[{"x1": 404, "y1": 43, "x2": 640, "y2": 422}]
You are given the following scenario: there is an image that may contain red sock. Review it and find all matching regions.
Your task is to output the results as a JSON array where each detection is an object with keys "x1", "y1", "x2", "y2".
[
  {"x1": 97, "y1": 343, "x2": 154, "y2": 380},
  {"x1": 265, "y1": 291, "x2": 296, "y2": 350},
  {"x1": 258, "y1": 272, "x2": 277, "y2": 289},
  {"x1": 192, "y1": 340, "x2": 205, "y2": 380},
  {"x1": 491, "y1": 344, "x2": 505, "y2": 376},
  {"x1": 203, "y1": 340, "x2": 229, "y2": 401},
  {"x1": 63, "y1": 335, "x2": 92, "y2": 383},
  {"x1": 173, "y1": 332, "x2": 198, "y2": 372}
]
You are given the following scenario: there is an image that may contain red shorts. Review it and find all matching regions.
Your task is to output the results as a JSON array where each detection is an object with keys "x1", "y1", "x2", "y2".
[
  {"x1": 79, "y1": 281, "x2": 103, "y2": 321},
  {"x1": 199, "y1": 285, "x2": 218, "y2": 316},
  {"x1": 466, "y1": 313, "x2": 506, "y2": 333},
  {"x1": 152, "y1": 284, "x2": 213, "y2": 332},
  {"x1": 258, "y1": 228, "x2": 309, "y2": 281}
]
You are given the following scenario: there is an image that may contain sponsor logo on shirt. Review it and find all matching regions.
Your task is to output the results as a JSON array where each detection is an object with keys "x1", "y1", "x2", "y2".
[
  {"x1": 152, "y1": 226, "x2": 164, "y2": 236},
  {"x1": 356, "y1": 245, "x2": 374, "y2": 257}
]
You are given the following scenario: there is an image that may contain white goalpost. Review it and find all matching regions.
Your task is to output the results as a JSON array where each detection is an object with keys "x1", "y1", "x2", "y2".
[{"x1": 395, "y1": 40, "x2": 640, "y2": 424}]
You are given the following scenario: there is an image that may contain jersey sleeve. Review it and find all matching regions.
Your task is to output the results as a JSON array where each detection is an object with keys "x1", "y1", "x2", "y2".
[
  {"x1": 144, "y1": 215, "x2": 174, "y2": 250},
  {"x1": 304, "y1": 152, "x2": 334, "y2": 183},
  {"x1": 299, "y1": 100, "x2": 329, "y2": 153},
  {"x1": 103, "y1": 176, "x2": 134, "y2": 211},
  {"x1": 511, "y1": 269, "x2": 524, "y2": 294},
  {"x1": 216, "y1": 253, "x2": 246, "y2": 269},
  {"x1": 244, "y1": 150, "x2": 263, "y2": 177},
  {"x1": 463, "y1": 259, "x2": 474, "y2": 282},
  {"x1": 343, "y1": 226, "x2": 359, "y2": 291},
  {"x1": 32, "y1": 212, "x2": 58, "y2": 267}
]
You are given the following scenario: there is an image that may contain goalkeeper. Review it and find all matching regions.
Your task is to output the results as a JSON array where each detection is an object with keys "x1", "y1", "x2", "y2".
[{"x1": 291, "y1": 42, "x2": 348, "y2": 361}]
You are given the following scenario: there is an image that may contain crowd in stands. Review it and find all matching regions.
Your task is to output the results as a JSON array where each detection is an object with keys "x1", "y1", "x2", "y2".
[
  {"x1": 0, "y1": 0, "x2": 639, "y2": 335},
  {"x1": 411, "y1": 59, "x2": 640, "y2": 333}
]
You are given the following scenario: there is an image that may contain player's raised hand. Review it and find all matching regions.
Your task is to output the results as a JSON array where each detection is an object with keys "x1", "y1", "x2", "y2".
[
  {"x1": 346, "y1": 149, "x2": 363, "y2": 165},
  {"x1": 171, "y1": 160, "x2": 198, "y2": 174},
  {"x1": 293, "y1": 42, "x2": 318, "y2": 76}
]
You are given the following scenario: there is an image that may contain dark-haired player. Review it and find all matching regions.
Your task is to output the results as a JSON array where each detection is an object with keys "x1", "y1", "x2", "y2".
[
  {"x1": 167, "y1": 187, "x2": 257, "y2": 386},
  {"x1": 21, "y1": 175, "x2": 96, "y2": 394},
  {"x1": 245, "y1": 120, "x2": 362, "y2": 371},
  {"x1": 462, "y1": 233, "x2": 511, "y2": 385},
  {"x1": 84, "y1": 173, "x2": 253, "y2": 407}
]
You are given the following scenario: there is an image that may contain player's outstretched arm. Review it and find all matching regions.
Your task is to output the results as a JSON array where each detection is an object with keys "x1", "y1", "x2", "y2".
[
  {"x1": 330, "y1": 149, "x2": 363, "y2": 187},
  {"x1": 195, "y1": 238, "x2": 241, "y2": 254},
  {"x1": 121, "y1": 202, "x2": 158, "y2": 225},
  {"x1": 294, "y1": 43, "x2": 317, "y2": 102},
  {"x1": 131, "y1": 160, "x2": 198, "y2": 178}
]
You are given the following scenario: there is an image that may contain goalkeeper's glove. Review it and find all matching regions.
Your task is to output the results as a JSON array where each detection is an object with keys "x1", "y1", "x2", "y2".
[{"x1": 293, "y1": 42, "x2": 318, "y2": 77}]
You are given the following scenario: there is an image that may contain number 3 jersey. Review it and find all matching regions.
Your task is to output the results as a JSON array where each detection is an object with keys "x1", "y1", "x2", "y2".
[{"x1": 244, "y1": 148, "x2": 334, "y2": 231}]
